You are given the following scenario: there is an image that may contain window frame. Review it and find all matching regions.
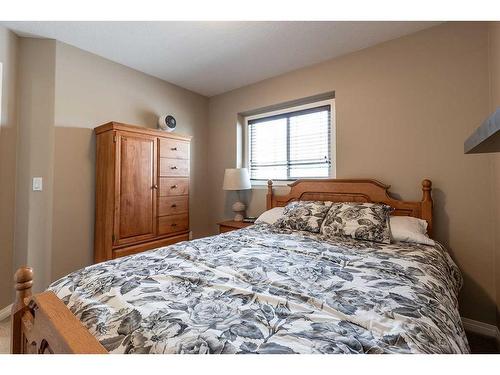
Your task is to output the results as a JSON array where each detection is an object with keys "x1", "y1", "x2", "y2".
[{"x1": 244, "y1": 99, "x2": 335, "y2": 186}]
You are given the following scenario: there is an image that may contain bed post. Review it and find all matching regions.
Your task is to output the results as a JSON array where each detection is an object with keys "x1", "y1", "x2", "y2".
[
  {"x1": 11, "y1": 266, "x2": 33, "y2": 354},
  {"x1": 421, "y1": 179, "x2": 433, "y2": 237},
  {"x1": 267, "y1": 180, "x2": 273, "y2": 210},
  {"x1": 10, "y1": 266, "x2": 108, "y2": 354}
]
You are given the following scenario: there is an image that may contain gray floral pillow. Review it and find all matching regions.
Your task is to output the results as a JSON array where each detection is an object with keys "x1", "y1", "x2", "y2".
[
  {"x1": 274, "y1": 200, "x2": 333, "y2": 233},
  {"x1": 321, "y1": 202, "x2": 393, "y2": 244}
]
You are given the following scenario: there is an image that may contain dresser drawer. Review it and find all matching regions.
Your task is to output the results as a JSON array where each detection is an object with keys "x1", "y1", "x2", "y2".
[
  {"x1": 159, "y1": 196, "x2": 188, "y2": 216},
  {"x1": 159, "y1": 138, "x2": 189, "y2": 159},
  {"x1": 159, "y1": 177, "x2": 189, "y2": 196},
  {"x1": 219, "y1": 225, "x2": 235, "y2": 233},
  {"x1": 158, "y1": 214, "x2": 189, "y2": 235},
  {"x1": 112, "y1": 233, "x2": 189, "y2": 259},
  {"x1": 159, "y1": 157, "x2": 189, "y2": 177}
]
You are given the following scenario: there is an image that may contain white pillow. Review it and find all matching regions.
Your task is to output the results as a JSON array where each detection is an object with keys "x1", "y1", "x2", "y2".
[
  {"x1": 255, "y1": 207, "x2": 285, "y2": 225},
  {"x1": 390, "y1": 216, "x2": 435, "y2": 246}
]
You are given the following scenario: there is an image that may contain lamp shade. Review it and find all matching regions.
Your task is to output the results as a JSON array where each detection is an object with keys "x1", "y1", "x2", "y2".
[{"x1": 222, "y1": 168, "x2": 251, "y2": 190}]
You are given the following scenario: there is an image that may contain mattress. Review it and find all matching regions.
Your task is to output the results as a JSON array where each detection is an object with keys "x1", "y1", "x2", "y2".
[{"x1": 49, "y1": 224, "x2": 469, "y2": 354}]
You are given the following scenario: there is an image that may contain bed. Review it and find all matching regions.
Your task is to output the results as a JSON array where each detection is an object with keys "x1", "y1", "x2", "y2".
[{"x1": 10, "y1": 178, "x2": 469, "y2": 354}]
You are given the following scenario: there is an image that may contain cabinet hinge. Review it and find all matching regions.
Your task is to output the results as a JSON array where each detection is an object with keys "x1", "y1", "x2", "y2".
[
  {"x1": 113, "y1": 134, "x2": 117, "y2": 143},
  {"x1": 112, "y1": 234, "x2": 115, "y2": 242}
]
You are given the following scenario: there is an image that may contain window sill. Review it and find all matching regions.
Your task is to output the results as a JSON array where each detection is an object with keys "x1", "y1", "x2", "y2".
[
  {"x1": 250, "y1": 176, "x2": 335, "y2": 189},
  {"x1": 250, "y1": 180, "x2": 295, "y2": 189}
]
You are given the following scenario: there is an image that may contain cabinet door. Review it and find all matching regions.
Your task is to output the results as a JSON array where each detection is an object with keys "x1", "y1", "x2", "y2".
[{"x1": 114, "y1": 131, "x2": 157, "y2": 246}]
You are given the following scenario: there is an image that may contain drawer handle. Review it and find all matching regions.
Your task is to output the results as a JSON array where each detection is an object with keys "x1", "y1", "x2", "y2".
[
  {"x1": 171, "y1": 223, "x2": 177, "y2": 227},
  {"x1": 171, "y1": 184, "x2": 177, "y2": 189},
  {"x1": 171, "y1": 147, "x2": 177, "y2": 151},
  {"x1": 171, "y1": 204, "x2": 177, "y2": 208},
  {"x1": 170, "y1": 166, "x2": 178, "y2": 170}
]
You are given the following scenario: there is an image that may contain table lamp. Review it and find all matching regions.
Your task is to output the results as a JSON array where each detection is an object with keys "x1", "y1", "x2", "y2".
[{"x1": 222, "y1": 168, "x2": 251, "y2": 221}]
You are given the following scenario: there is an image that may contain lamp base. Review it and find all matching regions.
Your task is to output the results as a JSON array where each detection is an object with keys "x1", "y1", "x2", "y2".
[{"x1": 232, "y1": 201, "x2": 246, "y2": 222}]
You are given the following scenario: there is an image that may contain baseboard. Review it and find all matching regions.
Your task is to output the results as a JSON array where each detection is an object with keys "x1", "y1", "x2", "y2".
[
  {"x1": 0, "y1": 304, "x2": 12, "y2": 321},
  {"x1": 462, "y1": 316, "x2": 499, "y2": 338}
]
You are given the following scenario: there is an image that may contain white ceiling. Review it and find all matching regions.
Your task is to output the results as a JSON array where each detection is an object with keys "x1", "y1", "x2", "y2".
[{"x1": 1, "y1": 21, "x2": 440, "y2": 97}]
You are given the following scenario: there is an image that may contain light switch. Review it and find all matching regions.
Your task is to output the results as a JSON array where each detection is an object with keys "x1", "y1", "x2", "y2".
[{"x1": 32, "y1": 177, "x2": 43, "y2": 191}]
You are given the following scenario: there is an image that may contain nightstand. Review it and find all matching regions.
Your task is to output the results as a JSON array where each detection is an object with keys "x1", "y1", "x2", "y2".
[{"x1": 217, "y1": 220, "x2": 253, "y2": 233}]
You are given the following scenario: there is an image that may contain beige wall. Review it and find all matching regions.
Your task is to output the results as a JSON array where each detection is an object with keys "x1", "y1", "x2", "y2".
[
  {"x1": 0, "y1": 37, "x2": 210, "y2": 301},
  {"x1": 2, "y1": 22, "x2": 499, "y2": 325},
  {"x1": 14, "y1": 38, "x2": 57, "y2": 292},
  {"x1": 208, "y1": 22, "x2": 496, "y2": 323},
  {"x1": 0, "y1": 27, "x2": 18, "y2": 307},
  {"x1": 50, "y1": 42, "x2": 210, "y2": 280},
  {"x1": 487, "y1": 22, "x2": 500, "y2": 328}
]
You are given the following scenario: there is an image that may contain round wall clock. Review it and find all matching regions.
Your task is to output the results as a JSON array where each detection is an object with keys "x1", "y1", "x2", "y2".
[{"x1": 158, "y1": 114, "x2": 177, "y2": 132}]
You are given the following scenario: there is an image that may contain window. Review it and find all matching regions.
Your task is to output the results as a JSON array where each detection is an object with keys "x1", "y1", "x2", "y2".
[{"x1": 247, "y1": 102, "x2": 333, "y2": 181}]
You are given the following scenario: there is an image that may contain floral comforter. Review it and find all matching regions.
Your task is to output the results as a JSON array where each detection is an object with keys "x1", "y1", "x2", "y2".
[{"x1": 49, "y1": 224, "x2": 469, "y2": 354}]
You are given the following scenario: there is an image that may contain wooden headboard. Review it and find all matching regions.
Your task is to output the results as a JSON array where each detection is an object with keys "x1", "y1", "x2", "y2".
[{"x1": 266, "y1": 178, "x2": 433, "y2": 236}]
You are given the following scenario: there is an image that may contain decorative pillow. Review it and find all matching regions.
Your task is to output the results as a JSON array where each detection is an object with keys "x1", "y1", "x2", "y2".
[
  {"x1": 274, "y1": 201, "x2": 333, "y2": 233},
  {"x1": 255, "y1": 207, "x2": 285, "y2": 225},
  {"x1": 390, "y1": 216, "x2": 435, "y2": 246},
  {"x1": 321, "y1": 202, "x2": 393, "y2": 244}
]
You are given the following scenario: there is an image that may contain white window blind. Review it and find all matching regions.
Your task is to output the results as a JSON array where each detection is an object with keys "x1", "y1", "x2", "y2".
[{"x1": 248, "y1": 104, "x2": 332, "y2": 180}]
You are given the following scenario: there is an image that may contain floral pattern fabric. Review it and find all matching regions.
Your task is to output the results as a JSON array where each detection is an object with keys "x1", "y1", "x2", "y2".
[
  {"x1": 274, "y1": 200, "x2": 333, "y2": 233},
  {"x1": 321, "y1": 202, "x2": 393, "y2": 244},
  {"x1": 49, "y1": 224, "x2": 469, "y2": 354}
]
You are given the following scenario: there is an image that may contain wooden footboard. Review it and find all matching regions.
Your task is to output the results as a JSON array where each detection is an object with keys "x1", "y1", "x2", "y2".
[{"x1": 11, "y1": 267, "x2": 107, "y2": 354}]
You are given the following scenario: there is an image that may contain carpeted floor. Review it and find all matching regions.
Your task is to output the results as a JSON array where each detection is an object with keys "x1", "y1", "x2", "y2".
[
  {"x1": 466, "y1": 331, "x2": 499, "y2": 353},
  {"x1": 0, "y1": 316, "x2": 497, "y2": 354},
  {"x1": 0, "y1": 318, "x2": 9, "y2": 354}
]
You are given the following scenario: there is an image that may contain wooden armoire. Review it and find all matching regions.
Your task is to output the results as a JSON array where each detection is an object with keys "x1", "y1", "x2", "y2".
[{"x1": 94, "y1": 122, "x2": 191, "y2": 262}]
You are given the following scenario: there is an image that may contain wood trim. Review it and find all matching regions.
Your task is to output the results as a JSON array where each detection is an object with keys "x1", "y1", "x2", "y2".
[
  {"x1": 112, "y1": 233, "x2": 189, "y2": 258},
  {"x1": 95, "y1": 122, "x2": 191, "y2": 262},
  {"x1": 113, "y1": 131, "x2": 158, "y2": 247},
  {"x1": 159, "y1": 157, "x2": 189, "y2": 177},
  {"x1": 11, "y1": 267, "x2": 106, "y2": 354},
  {"x1": 219, "y1": 225, "x2": 236, "y2": 233},
  {"x1": 217, "y1": 220, "x2": 253, "y2": 229},
  {"x1": 11, "y1": 267, "x2": 33, "y2": 354},
  {"x1": 421, "y1": 179, "x2": 433, "y2": 236},
  {"x1": 111, "y1": 231, "x2": 189, "y2": 250},
  {"x1": 94, "y1": 130, "x2": 115, "y2": 263},
  {"x1": 266, "y1": 178, "x2": 433, "y2": 237},
  {"x1": 159, "y1": 177, "x2": 189, "y2": 196},
  {"x1": 159, "y1": 138, "x2": 190, "y2": 159},
  {"x1": 159, "y1": 196, "x2": 189, "y2": 216},
  {"x1": 218, "y1": 221, "x2": 253, "y2": 234},
  {"x1": 158, "y1": 214, "x2": 189, "y2": 235},
  {"x1": 95, "y1": 121, "x2": 192, "y2": 141}
]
